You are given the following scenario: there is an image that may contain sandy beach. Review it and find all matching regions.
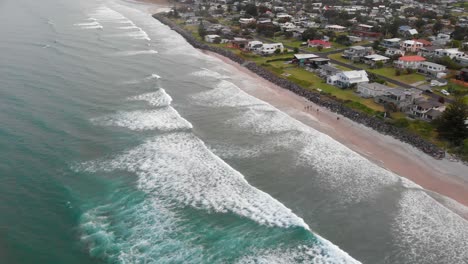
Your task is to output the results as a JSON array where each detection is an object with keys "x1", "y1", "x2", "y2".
[
  {"x1": 137, "y1": 0, "x2": 468, "y2": 219},
  {"x1": 204, "y1": 51, "x2": 468, "y2": 219}
]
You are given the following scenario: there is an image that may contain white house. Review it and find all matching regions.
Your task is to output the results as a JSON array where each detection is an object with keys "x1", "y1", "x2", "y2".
[
  {"x1": 434, "y1": 48, "x2": 466, "y2": 60},
  {"x1": 326, "y1": 25, "x2": 347, "y2": 32},
  {"x1": 204, "y1": 34, "x2": 221, "y2": 43},
  {"x1": 400, "y1": 40, "x2": 423, "y2": 53},
  {"x1": 394, "y1": 55, "x2": 426, "y2": 69},
  {"x1": 362, "y1": 54, "x2": 390, "y2": 65},
  {"x1": 417, "y1": 61, "x2": 447, "y2": 78},
  {"x1": 247, "y1": 41, "x2": 263, "y2": 51},
  {"x1": 259, "y1": 43, "x2": 284, "y2": 55},
  {"x1": 328, "y1": 70, "x2": 369, "y2": 88},
  {"x1": 239, "y1": 18, "x2": 256, "y2": 25},
  {"x1": 385, "y1": 48, "x2": 405, "y2": 57}
]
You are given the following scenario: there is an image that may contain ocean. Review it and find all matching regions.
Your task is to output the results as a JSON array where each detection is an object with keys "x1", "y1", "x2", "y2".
[{"x1": 0, "y1": 0, "x2": 467, "y2": 263}]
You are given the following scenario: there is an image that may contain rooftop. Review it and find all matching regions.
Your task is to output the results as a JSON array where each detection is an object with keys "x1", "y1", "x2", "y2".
[{"x1": 399, "y1": 55, "x2": 426, "y2": 62}]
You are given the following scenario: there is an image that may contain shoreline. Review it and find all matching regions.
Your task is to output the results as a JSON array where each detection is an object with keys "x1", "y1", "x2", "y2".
[
  {"x1": 207, "y1": 51, "x2": 468, "y2": 217},
  {"x1": 146, "y1": 13, "x2": 468, "y2": 216}
]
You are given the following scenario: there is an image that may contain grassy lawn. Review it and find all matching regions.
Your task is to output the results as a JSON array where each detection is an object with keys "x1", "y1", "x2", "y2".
[
  {"x1": 368, "y1": 68, "x2": 426, "y2": 84},
  {"x1": 328, "y1": 53, "x2": 351, "y2": 64},
  {"x1": 261, "y1": 62, "x2": 384, "y2": 113}
]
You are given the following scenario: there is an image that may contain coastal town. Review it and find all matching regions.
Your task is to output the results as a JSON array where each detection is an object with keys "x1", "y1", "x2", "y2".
[{"x1": 156, "y1": 0, "x2": 468, "y2": 160}]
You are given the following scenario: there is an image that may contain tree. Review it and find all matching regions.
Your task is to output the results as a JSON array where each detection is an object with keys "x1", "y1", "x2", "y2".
[
  {"x1": 317, "y1": 45, "x2": 323, "y2": 52},
  {"x1": 198, "y1": 21, "x2": 206, "y2": 38},
  {"x1": 432, "y1": 21, "x2": 443, "y2": 34},
  {"x1": 434, "y1": 96, "x2": 468, "y2": 145},
  {"x1": 375, "y1": 61, "x2": 384, "y2": 68},
  {"x1": 274, "y1": 48, "x2": 281, "y2": 54},
  {"x1": 301, "y1": 28, "x2": 319, "y2": 41},
  {"x1": 244, "y1": 3, "x2": 258, "y2": 17},
  {"x1": 293, "y1": 47, "x2": 299, "y2": 53},
  {"x1": 336, "y1": 35, "x2": 350, "y2": 46}
]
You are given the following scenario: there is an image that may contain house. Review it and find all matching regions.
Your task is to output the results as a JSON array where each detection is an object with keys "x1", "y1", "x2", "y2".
[
  {"x1": 400, "y1": 40, "x2": 423, "y2": 53},
  {"x1": 411, "y1": 99, "x2": 443, "y2": 120},
  {"x1": 353, "y1": 24, "x2": 381, "y2": 38},
  {"x1": 328, "y1": 70, "x2": 369, "y2": 88},
  {"x1": 362, "y1": 54, "x2": 390, "y2": 66},
  {"x1": 342, "y1": 46, "x2": 374, "y2": 60},
  {"x1": 308, "y1": 39, "x2": 332, "y2": 49},
  {"x1": 348, "y1": 36, "x2": 362, "y2": 43},
  {"x1": 310, "y1": 58, "x2": 330, "y2": 68},
  {"x1": 326, "y1": 25, "x2": 347, "y2": 32},
  {"x1": 247, "y1": 41, "x2": 263, "y2": 51},
  {"x1": 456, "y1": 68, "x2": 468, "y2": 82},
  {"x1": 258, "y1": 43, "x2": 284, "y2": 55},
  {"x1": 398, "y1": 25, "x2": 418, "y2": 37},
  {"x1": 418, "y1": 46, "x2": 439, "y2": 58},
  {"x1": 394, "y1": 55, "x2": 426, "y2": 69},
  {"x1": 382, "y1": 38, "x2": 401, "y2": 48},
  {"x1": 385, "y1": 48, "x2": 405, "y2": 57},
  {"x1": 417, "y1": 62, "x2": 447, "y2": 78},
  {"x1": 204, "y1": 34, "x2": 221, "y2": 43},
  {"x1": 293, "y1": 54, "x2": 319, "y2": 66},
  {"x1": 357, "y1": 82, "x2": 391, "y2": 98},
  {"x1": 239, "y1": 18, "x2": 256, "y2": 25},
  {"x1": 412, "y1": 39, "x2": 432, "y2": 47},
  {"x1": 434, "y1": 48, "x2": 466, "y2": 60},
  {"x1": 375, "y1": 88, "x2": 420, "y2": 112},
  {"x1": 230, "y1": 38, "x2": 249, "y2": 49},
  {"x1": 431, "y1": 33, "x2": 451, "y2": 46},
  {"x1": 319, "y1": 64, "x2": 342, "y2": 78}
]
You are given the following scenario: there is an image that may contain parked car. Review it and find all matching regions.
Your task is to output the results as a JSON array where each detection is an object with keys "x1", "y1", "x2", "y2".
[
  {"x1": 430, "y1": 79, "x2": 448, "y2": 87},
  {"x1": 441, "y1": 89, "x2": 450, "y2": 96}
]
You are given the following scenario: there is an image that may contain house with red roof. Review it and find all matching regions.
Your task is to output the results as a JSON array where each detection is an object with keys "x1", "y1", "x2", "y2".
[
  {"x1": 308, "y1": 39, "x2": 332, "y2": 49},
  {"x1": 412, "y1": 39, "x2": 432, "y2": 47},
  {"x1": 394, "y1": 55, "x2": 426, "y2": 69}
]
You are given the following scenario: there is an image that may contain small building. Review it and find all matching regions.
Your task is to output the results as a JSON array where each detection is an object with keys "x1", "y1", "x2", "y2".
[
  {"x1": 456, "y1": 68, "x2": 468, "y2": 82},
  {"x1": 400, "y1": 40, "x2": 423, "y2": 53},
  {"x1": 398, "y1": 26, "x2": 418, "y2": 37},
  {"x1": 308, "y1": 39, "x2": 332, "y2": 49},
  {"x1": 382, "y1": 38, "x2": 401, "y2": 48},
  {"x1": 394, "y1": 55, "x2": 426, "y2": 69},
  {"x1": 204, "y1": 34, "x2": 221, "y2": 43},
  {"x1": 357, "y1": 82, "x2": 391, "y2": 98},
  {"x1": 412, "y1": 39, "x2": 432, "y2": 47},
  {"x1": 293, "y1": 54, "x2": 319, "y2": 66},
  {"x1": 319, "y1": 64, "x2": 342, "y2": 78},
  {"x1": 385, "y1": 48, "x2": 405, "y2": 57},
  {"x1": 411, "y1": 99, "x2": 443, "y2": 120},
  {"x1": 418, "y1": 46, "x2": 438, "y2": 58},
  {"x1": 434, "y1": 48, "x2": 466, "y2": 60},
  {"x1": 362, "y1": 54, "x2": 390, "y2": 66},
  {"x1": 239, "y1": 18, "x2": 256, "y2": 25},
  {"x1": 247, "y1": 41, "x2": 263, "y2": 51},
  {"x1": 326, "y1": 25, "x2": 347, "y2": 32},
  {"x1": 342, "y1": 46, "x2": 374, "y2": 60},
  {"x1": 328, "y1": 70, "x2": 369, "y2": 88},
  {"x1": 348, "y1": 36, "x2": 362, "y2": 43},
  {"x1": 417, "y1": 61, "x2": 447, "y2": 78},
  {"x1": 258, "y1": 43, "x2": 284, "y2": 55}
]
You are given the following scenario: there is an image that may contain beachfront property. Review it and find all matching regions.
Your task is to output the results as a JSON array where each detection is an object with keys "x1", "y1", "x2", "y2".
[
  {"x1": 394, "y1": 55, "x2": 426, "y2": 69},
  {"x1": 258, "y1": 43, "x2": 284, "y2": 55},
  {"x1": 204, "y1": 34, "x2": 221, "y2": 43},
  {"x1": 356, "y1": 82, "x2": 391, "y2": 98},
  {"x1": 318, "y1": 64, "x2": 342, "y2": 78},
  {"x1": 327, "y1": 70, "x2": 369, "y2": 89},
  {"x1": 411, "y1": 99, "x2": 444, "y2": 120},
  {"x1": 375, "y1": 88, "x2": 422, "y2": 112},
  {"x1": 417, "y1": 62, "x2": 447, "y2": 78},
  {"x1": 247, "y1": 41, "x2": 263, "y2": 51}
]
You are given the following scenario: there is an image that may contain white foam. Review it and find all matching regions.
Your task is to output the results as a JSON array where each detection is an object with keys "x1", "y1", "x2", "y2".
[
  {"x1": 191, "y1": 68, "x2": 230, "y2": 79},
  {"x1": 192, "y1": 80, "x2": 264, "y2": 108},
  {"x1": 123, "y1": 74, "x2": 161, "y2": 85},
  {"x1": 391, "y1": 190, "x2": 468, "y2": 263},
  {"x1": 111, "y1": 50, "x2": 158, "y2": 56},
  {"x1": 237, "y1": 241, "x2": 360, "y2": 264},
  {"x1": 91, "y1": 108, "x2": 192, "y2": 131},
  {"x1": 74, "y1": 21, "x2": 103, "y2": 30},
  {"x1": 81, "y1": 132, "x2": 309, "y2": 229},
  {"x1": 129, "y1": 89, "x2": 172, "y2": 107}
]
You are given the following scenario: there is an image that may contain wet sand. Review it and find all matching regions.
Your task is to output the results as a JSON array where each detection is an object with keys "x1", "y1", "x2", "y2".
[{"x1": 204, "y1": 51, "x2": 468, "y2": 218}]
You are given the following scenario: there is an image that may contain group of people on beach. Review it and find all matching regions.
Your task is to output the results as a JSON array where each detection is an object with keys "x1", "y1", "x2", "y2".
[{"x1": 304, "y1": 106, "x2": 340, "y2": 120}]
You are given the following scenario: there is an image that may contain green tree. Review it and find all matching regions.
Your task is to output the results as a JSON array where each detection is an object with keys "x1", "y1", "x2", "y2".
[
  {"x1": 432, "y1": 21, "x2": 443, "y2": 34},
  {"x1": 301, "y1": 28, "x2": 319, "y2": 41},
  {"x1": 198, "y1": 21, "x2": 206, "y2": 38},
  {"x1": 434, "y1": 96, "x2": 468, "y2": 145},
  {"x1": 244, "y1": 3, "x2": 258, "y2": 17}
]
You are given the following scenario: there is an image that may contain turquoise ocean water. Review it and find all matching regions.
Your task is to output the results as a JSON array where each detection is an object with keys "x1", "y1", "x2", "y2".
[{"x1": 0, "y1": 0, "x2": 467, "y2": 263}]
